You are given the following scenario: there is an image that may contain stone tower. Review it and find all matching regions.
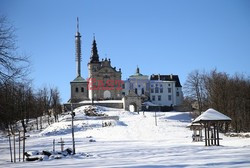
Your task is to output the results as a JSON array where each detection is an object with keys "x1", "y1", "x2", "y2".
[{"x1": 70, "y1": 18, "x2": 89, "y2": 103}]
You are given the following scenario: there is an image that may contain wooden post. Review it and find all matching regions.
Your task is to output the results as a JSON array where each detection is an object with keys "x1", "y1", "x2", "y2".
[
  {"x1": 19, "y1": 131, "x2": 21, "y2": 162},
  {"x1": 13, "y1": 133, "x2": 16, "y2": 163},
  {"x1": 217, "y1": 125, "x2": 220, "y2": 146},
  {"x1": 53, "y1": 139, "x2": 55, "y2": 153},
  {"x1": 207, "y1": 124, "x2": 210, "y2": 146},
  {"x1": 61, "y1": 138, "x2": 63, "y2": 152},
  {"x1": 8, "y1": 133, "x2": 13, "y2": 163},
  {"x1": 214, "y1": 124, "x2": 217, "y2": 145},
  {"x1": 211, "y1": 127, "x2": 214, "y2": 145},
  {"x1": 204, "y1": 125, "x2": 207, "y2": 146},
  {"x1": 58, "y1": 138, "x2": 65, "y2": 152}
]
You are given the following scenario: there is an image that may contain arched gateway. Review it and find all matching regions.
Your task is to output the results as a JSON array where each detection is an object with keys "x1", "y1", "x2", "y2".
[{"x1": 122, "y1": 90, "x2": 141, "y2": 112}]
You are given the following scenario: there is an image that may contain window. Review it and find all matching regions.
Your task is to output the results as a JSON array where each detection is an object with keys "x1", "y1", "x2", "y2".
[
  {"x1": 151, "y1": 84, "x2": 154, "y2": 88},
  {"x1": 168, "y1": 84, "x2": 170, "y2": 87},
  {"x1": 81, "y1": 87, "x2": 84, "y2": 92},
  {"x1": 158, "y1": 95, "x2": 161, "y2": 101},
  {"x1": 142, "y1": 88, "x2": 144, "y2": 94},
  {"x1": 130, "y1": 83, "x2": 133, "y2": 89},
  {"x1": 168, "y1": 95, "x2": 171, "y2": 101},
  {"x1": 160, "y1": 87, "x2": 163, "y2": 93},
  {"x1": 122, "y1": 92, "x2": 125, "y2": 96},
  {"x1": 135, "y1": 88, "x2": 138, "y2": 94},
  {"x1": 151, "y1": 88, "x2": 154, "y2": 93},
  {"x1": 152, "y1": 95, "x2": 155, "y2": 101},
  {"x1": 156, "y1": 84, "x2": 158, "y2": 87},
  {"x1": 176, "y1": 91, "x2": 179, "y2": 97},
  {"x1": 122, "y1": 84, "x2": 125, "y2": 89},
  {"x1": 75, "y1": 87, "x2": 78, "y2": 92},
  {"x1": 138, "y1": 85, "x2": 141, "y2": 88},
  {"x1": 168, "y1": 88, "x2": 171, "y2": 93},
  {"x1": 155, "y1": 87, "x2": 159, "y2": 93}
]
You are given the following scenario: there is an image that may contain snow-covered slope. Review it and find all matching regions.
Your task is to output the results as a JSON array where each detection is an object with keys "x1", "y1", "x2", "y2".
[{"x1": 0, "y1": 106, "x2": 250, "y2": 168}]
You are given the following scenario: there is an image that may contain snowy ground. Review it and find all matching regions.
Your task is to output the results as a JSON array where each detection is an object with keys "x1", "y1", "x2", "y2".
[{"x1": 0, "y1": 106, "x2": 250, "y2": 167}]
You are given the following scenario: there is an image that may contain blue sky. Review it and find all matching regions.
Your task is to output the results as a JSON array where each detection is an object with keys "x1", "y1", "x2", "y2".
[{"x1": 1, "y1": 0, "x2": 250, "y2": 102}]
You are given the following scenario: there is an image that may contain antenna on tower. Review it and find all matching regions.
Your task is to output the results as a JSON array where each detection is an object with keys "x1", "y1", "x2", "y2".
[{"x1": 77, "y1": 17, "x2": 79, "y2": 32}]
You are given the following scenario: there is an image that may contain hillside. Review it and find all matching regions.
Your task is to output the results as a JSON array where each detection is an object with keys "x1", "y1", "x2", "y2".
[{"x1": 0, "y1": 106, "x2": 250, "y2": 167}]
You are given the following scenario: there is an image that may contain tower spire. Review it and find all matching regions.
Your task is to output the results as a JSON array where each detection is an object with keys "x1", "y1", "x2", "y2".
[
  {"x1": 75, "y1": 17, "x2": 81, "y2": 77},
  {"x1": 136, "y1": 65, "x2": 140, "y2": 74},
  {"x1": 90, "y1": 35, "x2": 99, "y2": 63},
  {"x1": 77, "y1": 17, "x2": 79, "y2": 33}
]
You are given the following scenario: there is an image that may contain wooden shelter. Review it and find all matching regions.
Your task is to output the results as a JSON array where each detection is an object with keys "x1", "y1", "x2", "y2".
[
  {"x1": 187, "y1": 123, "x2": 203, "y2": 142},
  {"x1": 192, "y1": 108, "x2": 231, "y2": 146}
]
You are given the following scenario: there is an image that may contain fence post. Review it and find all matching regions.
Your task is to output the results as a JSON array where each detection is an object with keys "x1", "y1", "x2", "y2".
[{"x1": 53, "y1": 139, "x2": 55, "y2": 153}]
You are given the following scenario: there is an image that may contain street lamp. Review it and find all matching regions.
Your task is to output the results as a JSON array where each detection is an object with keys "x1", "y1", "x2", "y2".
[{"x1": 70, "y1": 103, "x2": 76, "y2": 155}]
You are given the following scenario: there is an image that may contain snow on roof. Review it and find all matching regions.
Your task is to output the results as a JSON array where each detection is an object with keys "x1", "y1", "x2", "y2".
[
  {"x1": 193, "y1": 108, "x2": 232, "y2": 123},
  {"x1": 186, "y1": 122, "x2": 202, "y2": 127},
  {"x1": 142, "y1": 101, "x2": 158, "y2": 106}
]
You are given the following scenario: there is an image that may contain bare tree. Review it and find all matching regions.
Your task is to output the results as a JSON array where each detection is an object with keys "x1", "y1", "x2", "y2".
[
  {"x1": 0, "y1": 16, "x2": 29, "y2": 83},
  {"x1": 184, "y1": 70, "x2": 207, "y2": 114},
  {"x1": 41, "y1": 86, "x2": 52, "y2": 125},
  {"x1": 50, "y1": 87, "x2": 62, "y2": 122}
]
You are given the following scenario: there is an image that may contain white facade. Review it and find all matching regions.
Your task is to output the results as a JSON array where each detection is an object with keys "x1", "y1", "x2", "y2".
[
  {"x1": 149, "y1": 80, "x2": 183, "y2": 106},
  {"x1": 123, "y1": 69, "x2": 183, "y2": 107}
]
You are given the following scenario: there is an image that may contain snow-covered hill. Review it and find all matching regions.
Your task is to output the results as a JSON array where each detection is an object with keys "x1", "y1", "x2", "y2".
[{"x1": 0, "y1": 106, "x2": 250, "y2": 167}]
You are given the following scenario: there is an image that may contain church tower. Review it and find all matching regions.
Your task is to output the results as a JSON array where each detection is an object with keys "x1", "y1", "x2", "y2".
[
  {"x1": 87, "y1": 36, "x2": 101, "y2": 100},
  {"x1": 88, "y1": 36, "x2": 101, "y2": 78},
  {"x1": 70, "y1": 18, "x2": 89, "y2": 103},
  {"x1": 87, "y1": 36, "x2": 122, "y2": 100}
]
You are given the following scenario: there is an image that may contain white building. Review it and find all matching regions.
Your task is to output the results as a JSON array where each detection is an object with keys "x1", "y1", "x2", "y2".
[
  {"x1": 123, "y1": 68, "x2": 183, "y2": 107},
  {"x1": 123, "y1": 67, "x2": 149, "y2": 101},
  {"x1": 149, "y1": 74, "x2": 183, "y2": 106}
]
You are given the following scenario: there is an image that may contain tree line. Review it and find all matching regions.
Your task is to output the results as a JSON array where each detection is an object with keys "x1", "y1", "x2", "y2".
[
  {"x1": 184, "y1": 69, "x2": 250, "y2": 132},
  {"x1": 0, "y1": 16, "x2": 62, "y2": 134},
  {"x1": 0, "y1": 82, "x2": 62, "y2": 132}
]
